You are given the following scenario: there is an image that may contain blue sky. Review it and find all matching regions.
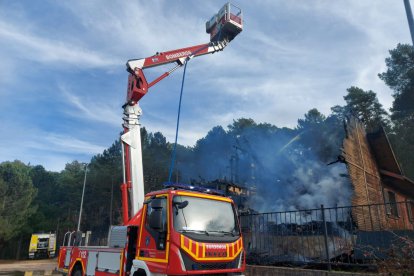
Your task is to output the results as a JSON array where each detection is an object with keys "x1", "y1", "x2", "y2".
[{"x1": 0, "y1": 1, "x2": 410, "y2": 172}]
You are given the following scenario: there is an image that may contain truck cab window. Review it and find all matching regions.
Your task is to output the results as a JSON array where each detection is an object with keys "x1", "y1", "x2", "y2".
[{"x1": 145, "y1": 197, "x2": 167, "y2": 250}]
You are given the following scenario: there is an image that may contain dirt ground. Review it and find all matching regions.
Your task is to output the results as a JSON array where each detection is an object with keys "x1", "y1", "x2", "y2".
[{"x1": 0, "y1": 258, "x2": 62, "y2": 275}]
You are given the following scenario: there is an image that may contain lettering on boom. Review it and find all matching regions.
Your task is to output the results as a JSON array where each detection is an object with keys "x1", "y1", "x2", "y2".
[{"x1": 165, "y1": 51, "x2": 192, "y2": 60}]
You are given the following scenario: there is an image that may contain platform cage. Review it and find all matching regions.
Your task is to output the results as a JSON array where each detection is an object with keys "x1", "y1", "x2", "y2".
[
  {"x1": 206, "y1": 3, "x2": 243, "y2": 42},
  {"x1": 227, "y1": 3, "x2": 242, "y2": 26}
]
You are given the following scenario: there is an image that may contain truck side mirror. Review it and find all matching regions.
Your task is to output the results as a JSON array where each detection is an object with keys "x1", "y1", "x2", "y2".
[
  {"x1": 149, "y1": 209, "x2": 164, "y2": 231},
  {"x1": 173, "y1": 200, "x2": 188, "y2": 215},
  {"x1": 148, "y1": 198, "x2": 165, "y2": 232}
]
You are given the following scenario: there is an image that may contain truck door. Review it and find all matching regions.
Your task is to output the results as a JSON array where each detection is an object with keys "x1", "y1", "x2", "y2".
[
  {"x1": 28, "y1": 235, "x2": 38, "y2": 259},
  {"x1": 48, "y1": 234, "x2": 56, "y2": 258},
  {"x1": 137, "y1": 195, "x2": 169, "y2": 270}
]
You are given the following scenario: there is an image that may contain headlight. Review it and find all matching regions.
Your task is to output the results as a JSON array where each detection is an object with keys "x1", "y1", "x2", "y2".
[
  {"x1": 237, "y1": 252, "x2": 243, "y2": 268},
  {"x1": 177, "y1": 249, "x2": 186, "y2": 271}
]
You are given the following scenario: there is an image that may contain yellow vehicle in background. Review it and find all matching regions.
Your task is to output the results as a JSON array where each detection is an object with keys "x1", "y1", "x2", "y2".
[{"x1": 28, "y1": 233, "x2": 56, "y2": 259}]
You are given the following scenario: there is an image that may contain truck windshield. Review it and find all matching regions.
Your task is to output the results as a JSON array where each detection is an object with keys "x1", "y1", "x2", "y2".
[{"x1": 173, "y1": 195, "x2": 239, "y2": 235}]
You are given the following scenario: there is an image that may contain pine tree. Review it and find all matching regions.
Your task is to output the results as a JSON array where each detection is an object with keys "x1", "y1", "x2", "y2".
[{"x1": 0, "y1": 161, "x2": 37, "y2": 247}]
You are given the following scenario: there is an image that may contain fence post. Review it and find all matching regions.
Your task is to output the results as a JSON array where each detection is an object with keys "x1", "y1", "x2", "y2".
[{"x1": 321, "y1": 204, "x2": 332, "y2": 271}]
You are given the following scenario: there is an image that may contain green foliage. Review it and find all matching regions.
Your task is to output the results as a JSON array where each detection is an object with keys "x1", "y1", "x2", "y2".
[
  {"x1": 296, "y1": 108, "x2": 344, "y2": 163},
  {"x1": 228, "y1": 118, "x2": 257, "y2": 134},
  {"x1": 297, "y1": 108, "x2": 326, "y2": 130},
  {"x1": 142, "y1": 129, "x2": 171, "y2": 191},
  {"x1": 379, "y1": 43, "x2": 414, "y2": 178},
  {"x1": 379, "y1": 44, "x2": 414, "y2": 100},
  {"x1": 28, "y1": 165, "x2": 60, "y2": 231},
  {"x1": 343, "y1": 86, "x2": 389, "y2": 132},
  {"x1": 85, "y1": 140, "x2": 123, "y2": 229},
  {"x1": 0, "y1": 161, "x2": 37, "y2": 245}
]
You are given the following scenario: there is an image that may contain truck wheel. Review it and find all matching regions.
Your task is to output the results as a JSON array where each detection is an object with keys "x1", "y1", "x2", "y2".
[
  {"x1": 71, "y1": 266, "x2": 83, "y2": 276},
  {"x1": 134, "y1": 269, "x2": 146, "y2": 276}
]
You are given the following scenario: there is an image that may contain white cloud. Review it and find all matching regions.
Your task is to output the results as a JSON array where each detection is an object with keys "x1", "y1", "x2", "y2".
[
  {"x1": 59, "y1": 84, "x2": 120, "y2": 126},
  {"x1": 43, "y1": 133, "x2": 106, "y2": 155},
  {"x1": 57, "y1": 0, "x2": 209, "y2": 56},
  {"x1": 0, "y1": 20, "x2": 118, "y2": 68},
  {"x1": 0, "y1": 122, "x2": 105, "y2": 171},
  {"x1": 0, "y1": 125, "x2": 105, "y2": 156}
]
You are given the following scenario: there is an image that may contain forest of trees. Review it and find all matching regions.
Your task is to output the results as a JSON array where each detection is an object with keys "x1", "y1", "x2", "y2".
[{"x1": 0, "y1": 44, "x2": 413, "y2": 259}]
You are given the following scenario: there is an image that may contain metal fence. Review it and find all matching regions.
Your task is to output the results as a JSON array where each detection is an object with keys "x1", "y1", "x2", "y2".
[{"x1": 239, "y1": 201, "x2": 414, "y2": 270}]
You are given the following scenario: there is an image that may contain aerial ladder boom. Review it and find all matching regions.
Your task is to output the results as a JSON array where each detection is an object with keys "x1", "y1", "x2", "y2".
[
  {"x1": 120, "y1": 2, "x2": 243, "y2": 224},
  {"x1": 125, "y1": 41, "x2": 227, "y2": 105}
]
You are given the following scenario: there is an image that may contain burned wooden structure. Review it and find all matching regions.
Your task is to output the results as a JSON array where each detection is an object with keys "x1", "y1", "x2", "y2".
[
  {"x1": 191, "y1": 178, "x2": 255, "y2": 211},
  {"x1": 239, "y1": 118, "x2": 414, "y2": 270},
  {"x1": 342, "y1": 117, "x2": 414, "y2": 230}
]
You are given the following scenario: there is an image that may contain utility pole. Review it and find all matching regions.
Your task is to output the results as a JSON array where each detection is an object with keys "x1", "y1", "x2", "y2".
[
  {"x1": 77, "y1": 163, "x2": 88, "y2": 232},
  {"x1": 404, "y1": 0, "x2": 414, "y2": 44}
]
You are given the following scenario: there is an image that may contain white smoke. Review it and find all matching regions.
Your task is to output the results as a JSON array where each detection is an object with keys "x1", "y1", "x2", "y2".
[{"x1": 177, "y1": 120, "x2": 353, "y2": 213}]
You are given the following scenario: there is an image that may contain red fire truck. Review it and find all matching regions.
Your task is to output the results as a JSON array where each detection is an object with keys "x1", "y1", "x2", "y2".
[{"x1": 57, "y1": 3, "x2": 244, "y2": 276}]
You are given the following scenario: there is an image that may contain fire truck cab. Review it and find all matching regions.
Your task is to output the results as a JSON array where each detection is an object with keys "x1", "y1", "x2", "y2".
[
  {"x1": 57, "y1": 184, "x2": 244, "y2": 276},
  {"x1": 132, "y1": 185, "x2": 244, "y2": 275}
]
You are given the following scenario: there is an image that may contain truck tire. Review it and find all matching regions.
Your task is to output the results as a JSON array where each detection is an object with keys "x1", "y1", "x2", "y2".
[
  {"x1": 71, "y1": 265, "x2": 83, "y2": 276},
  {"x1": 133, "y1": 269, "x2": 146, "y2": 276}
]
